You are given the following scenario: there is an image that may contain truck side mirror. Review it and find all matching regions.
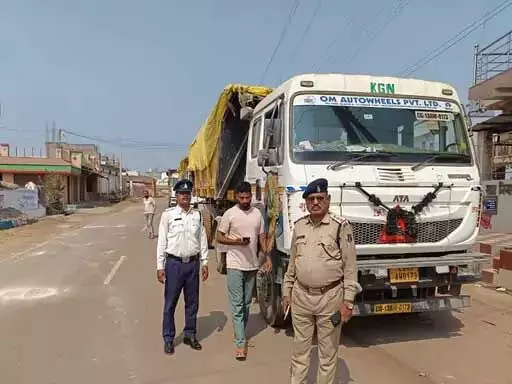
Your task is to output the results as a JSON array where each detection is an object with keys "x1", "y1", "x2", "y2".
[
  {"x1": 257, "y1": 148, "x2": 278, "y2": 167},
  {"x1": 264, "y1": 118, "x2": 282, "y2": 149}
]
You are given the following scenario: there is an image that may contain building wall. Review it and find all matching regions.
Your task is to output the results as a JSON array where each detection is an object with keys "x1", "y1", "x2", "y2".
[
  {"x1": 0, "y1": 188, "x2": 45, "y2": 218},
  {"x1": 1, "y1": 172, "x2": 14, "y2": 183},
  {"x1": 13, "y1": 174, "x2": 44, "y2": 187},
  {"x1": 99, "y1": 167, "x2": 120, "y2": 195},
  {"x1": 0, "y1": 144, "x2": 9, "y2": 157},
  {"x1": 481, "y1": 180, "x2": 512, "y2": 233}
]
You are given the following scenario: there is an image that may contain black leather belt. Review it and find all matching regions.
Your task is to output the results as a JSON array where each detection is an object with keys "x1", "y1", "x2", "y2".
[
  {"x1": 296, "y1": 280, "x2": 342, "y2": 294},
  {"x1": 166, "y1": 253, "x2": 199, "y2": 263}
]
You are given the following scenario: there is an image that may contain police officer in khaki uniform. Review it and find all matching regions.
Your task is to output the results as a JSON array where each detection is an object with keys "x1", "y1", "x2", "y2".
[{"x1": 282, "y1": 178, "x2": 359, "y2": 384}]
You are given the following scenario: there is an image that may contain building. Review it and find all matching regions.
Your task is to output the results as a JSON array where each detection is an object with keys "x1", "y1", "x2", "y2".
[
  {"x1": 46, "y1": 142, "x2": 102, "y2": 201},
  {"x1": 127, "y1": 175, "x2": 157, "y2": 197},
  {"x1": 468, "y1": 30, "x2": 512, "y2": 233},
  {"x1": 469, "y1": 30, "x2": 512, "y2": 181},
  {"x1": 99, "y1": 155, "x2": 121, "y2": 196},
  {"x1": 0, "y1": 143, "x2": 81, "y2": 205}
]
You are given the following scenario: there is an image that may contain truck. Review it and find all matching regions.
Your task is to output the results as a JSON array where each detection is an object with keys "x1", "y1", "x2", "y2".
[
  {"x1": 179, "y1": 75, "x2": 488, "y2": 327},
  {"x1": 166, "y1": 169, "x2": 179, "y2": 207}
]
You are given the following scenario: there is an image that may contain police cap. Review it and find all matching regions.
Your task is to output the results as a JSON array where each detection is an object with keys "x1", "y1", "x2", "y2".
[
  {"x1": 302, "y1": 178, "x2": 328, "y2": 199},
  {"x1": 173, "y1": 179, "x2": 193, "y2": 193}
]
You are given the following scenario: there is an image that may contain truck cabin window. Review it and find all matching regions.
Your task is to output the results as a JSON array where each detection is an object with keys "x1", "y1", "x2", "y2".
[{"x1": 292, "y1": 103, "x2": 471, "y2": 164}]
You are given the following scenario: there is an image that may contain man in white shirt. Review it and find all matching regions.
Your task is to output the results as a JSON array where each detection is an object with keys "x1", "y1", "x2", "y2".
[
  {"x1": 216, "y1": 181, "x2": 271, "y2": 361},
  {"x1": 143, "y1": 190, "x2": 156, "y2": 238},
  {"x1": 156, "y1": 179, "x2": 209, "y2": 355}
]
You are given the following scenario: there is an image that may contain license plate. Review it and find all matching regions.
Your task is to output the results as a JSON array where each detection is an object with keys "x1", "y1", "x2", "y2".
[
  {"x1": 374, "y1": 302, "x2": 412, "y2": 314},
  {"x1": 389, "y1": 267, "x2": 419, "y2": 283}
]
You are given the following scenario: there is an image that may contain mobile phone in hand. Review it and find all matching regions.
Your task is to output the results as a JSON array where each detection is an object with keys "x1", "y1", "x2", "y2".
[
  {"x1": 330, "y1": 311, "x2": 342, "y2": 327},
  {"x1": 284, "y1": 305, "x2": 291, "y2": 319},
  {"x1": 242, "y1": 237, "x2": 250, "y2": 243}
]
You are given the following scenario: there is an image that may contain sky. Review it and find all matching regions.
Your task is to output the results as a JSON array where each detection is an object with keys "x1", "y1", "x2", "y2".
[{"x1": 0, "y1": 0, "x2": 511, "y2": 171}]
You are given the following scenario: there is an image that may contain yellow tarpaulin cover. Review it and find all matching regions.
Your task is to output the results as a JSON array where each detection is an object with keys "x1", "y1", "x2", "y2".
[{"x1": 179, "y1": 84, "x2": 273, "y2": 196}]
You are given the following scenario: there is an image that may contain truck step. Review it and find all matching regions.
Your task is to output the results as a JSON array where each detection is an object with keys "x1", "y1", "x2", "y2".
[{"x1": 481, "y1": 268, "x2": 498, "y2": 286}]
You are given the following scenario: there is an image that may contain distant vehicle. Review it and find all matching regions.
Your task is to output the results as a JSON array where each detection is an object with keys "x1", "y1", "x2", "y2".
[
  {"x1": 166, "y1": 169, "x2": 179, "y2": 207},
  {"x1": 180, "y1": 75, "x2": 487, "y2": 326}
]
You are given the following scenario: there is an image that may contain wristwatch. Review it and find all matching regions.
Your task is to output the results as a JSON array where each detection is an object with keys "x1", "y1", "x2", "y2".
[{"x1": 344, "y1": 301, "x2": 354, "y2": 310}]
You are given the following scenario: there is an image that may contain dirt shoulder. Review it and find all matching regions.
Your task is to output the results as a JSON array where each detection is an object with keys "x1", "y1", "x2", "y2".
[{"x1": 0, "y1": 199, "x2": 136, "y2": 256}]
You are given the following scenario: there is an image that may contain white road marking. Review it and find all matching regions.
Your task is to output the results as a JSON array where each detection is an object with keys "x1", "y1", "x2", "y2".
[
  {"x1": 103, "y1": 256, "x2": 127, "y2": 286},
  {"x1": 84, "y1": 224, "x2": 127, "y2": 229},
  {"x1": 104, "y1": 250, "x2": 116, "y2": 255},
  {"x1": 0, "y1": 287, "x2": 58, "y2": 301},
  {"x1": 1, "y1": 241, "x2": 50, "y2": 264},
  {"x1": 56, "y1": 241, "x2": 95, "y2": 248}
]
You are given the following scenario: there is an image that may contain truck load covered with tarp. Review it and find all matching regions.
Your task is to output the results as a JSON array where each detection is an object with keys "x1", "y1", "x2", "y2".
[{"x1": 179, "y1": 84, "x2": 272, "y2": 200}]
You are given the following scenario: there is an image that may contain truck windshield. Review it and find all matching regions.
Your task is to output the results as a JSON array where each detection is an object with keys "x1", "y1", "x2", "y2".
[{"x1": 292, "y1": 94, "x2": 472, "y2": 164}]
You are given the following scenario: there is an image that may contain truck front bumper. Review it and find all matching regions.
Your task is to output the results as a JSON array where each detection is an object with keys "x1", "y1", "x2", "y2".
[{"x1": 353, "y1": 295, "x2": 471, "y2": 316}]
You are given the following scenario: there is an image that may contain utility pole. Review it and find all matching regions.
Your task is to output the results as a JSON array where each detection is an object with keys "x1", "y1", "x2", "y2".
[{"x1": 119, "y1": 152, "x2": 123, "y2": 195}]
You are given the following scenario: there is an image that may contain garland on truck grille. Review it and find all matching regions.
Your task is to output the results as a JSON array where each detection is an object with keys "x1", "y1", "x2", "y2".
[
  {"x1": 264, "y1": 172, "x2": 280, "y2": 251},
  {"x1": 355, "y1": 182, "x2": 444, "y2": 242}
]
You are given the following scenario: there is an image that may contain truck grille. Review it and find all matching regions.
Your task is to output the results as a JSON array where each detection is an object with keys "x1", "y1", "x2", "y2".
[
  {"x1": 351, "y1": 219, "x2": 463, "y2": 245},
  {"x1": 376, "y1": 168, "x2": 416, "y2": 183}
]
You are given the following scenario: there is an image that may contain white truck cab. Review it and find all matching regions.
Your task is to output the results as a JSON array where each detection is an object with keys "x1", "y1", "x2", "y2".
[{"x1": 246, "y1": 73, "x2": 487, "y2": 323}]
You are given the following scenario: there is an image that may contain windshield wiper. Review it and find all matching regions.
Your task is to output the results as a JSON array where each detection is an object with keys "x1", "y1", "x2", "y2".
[
  {"x1": 411, "y1": 153, "x2": 471, "y2": 172},
  {"x1": 327, "y1": 151, "x2": 393, "y2": 171}
]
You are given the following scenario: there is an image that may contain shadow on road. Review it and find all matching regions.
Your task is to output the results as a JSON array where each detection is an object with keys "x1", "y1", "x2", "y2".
[
  {"x1": 307, "y1": 348, "x2": 352, "y2": 384},
  {"x1": 246, "y1": 313, "x2": 269, "y2": 340},
  {"x1": 174, "y1": 310, "x2": 228, "y2": 346},
  {"x1": 341, "y1": 311, "x2": 465, "y2": 347},
  {"x1": 278, "y1": 311, "x2": 464, "y2": 348}
]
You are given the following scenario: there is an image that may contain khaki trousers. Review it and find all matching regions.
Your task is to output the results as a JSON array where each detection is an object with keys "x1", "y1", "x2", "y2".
[{"x1": 290, "y1": 282, "x2": 343, "y2": 384}]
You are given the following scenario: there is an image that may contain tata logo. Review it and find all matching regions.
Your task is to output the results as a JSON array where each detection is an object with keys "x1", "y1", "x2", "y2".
[
  {"x1": 304, "y1": 96, "x2": 316, "y2": 104},
  {"x1": 393, "y1": 195, "x2": 409, "y2": 203}
]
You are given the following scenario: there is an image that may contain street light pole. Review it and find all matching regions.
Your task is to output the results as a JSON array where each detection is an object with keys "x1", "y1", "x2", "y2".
[{"x1": 119, "y1": 152, "x2": 123, "y2": 196}]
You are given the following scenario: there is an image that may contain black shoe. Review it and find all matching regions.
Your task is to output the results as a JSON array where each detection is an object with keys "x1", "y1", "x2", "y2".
[
  {"x1": 183, "y1": 337, "x2": 202, "y2": 350},
  {"x1": 164, "y1": 342, "x2": 175, "y2": 355}
]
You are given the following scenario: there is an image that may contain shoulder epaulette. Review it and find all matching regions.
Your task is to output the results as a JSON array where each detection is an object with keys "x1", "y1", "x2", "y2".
[
  {"x1": 330, "y1": 213, "x2": 349, "y2": 225},
  {"x1": 294, "y1": 215, "x2": 309, "y2": 225}
]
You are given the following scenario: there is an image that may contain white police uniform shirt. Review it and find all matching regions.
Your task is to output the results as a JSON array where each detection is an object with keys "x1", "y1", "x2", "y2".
[{"x1": 156, "y1": 205, "x2": 209, "y2": 270}]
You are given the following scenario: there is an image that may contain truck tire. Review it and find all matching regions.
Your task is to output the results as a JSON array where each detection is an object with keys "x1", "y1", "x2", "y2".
[{"x1": 257, "y1": 268, "x2": 287, "y2": 328}]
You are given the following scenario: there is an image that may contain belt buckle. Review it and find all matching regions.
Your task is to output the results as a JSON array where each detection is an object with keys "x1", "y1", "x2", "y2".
[
  {"x1": 309, "y1": 287, "x2": 322, "y2": 295},
  {"x1": 182, "y1": 257, "x2": 190, "y2": 263}
]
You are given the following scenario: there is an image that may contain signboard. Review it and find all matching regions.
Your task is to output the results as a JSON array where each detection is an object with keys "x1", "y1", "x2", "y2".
[
  {"x1": 0, "y1": 189, "x2": 39, "y2": 211},
  {"x1": 483, "y1": 196, "x2": 498, "y2": 215},
  {"x1": 294, "y1": 94, "x2": 457, "y2": 112},
  {"x1": 370, "y1": 82, "x2": 395, "y2": 94},
  {"x1": 415, "y1": 111, "x2": 454, "y2": 121}
]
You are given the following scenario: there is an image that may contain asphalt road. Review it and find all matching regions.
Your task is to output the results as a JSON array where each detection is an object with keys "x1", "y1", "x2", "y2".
[{"x1": 1, "y1": 199, "x2": 511, "y2": 384}]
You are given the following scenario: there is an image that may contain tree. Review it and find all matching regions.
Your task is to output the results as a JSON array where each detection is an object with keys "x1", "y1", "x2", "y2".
[{"x1": 44, "y1": 174, "x2": 65, "y2": 215}]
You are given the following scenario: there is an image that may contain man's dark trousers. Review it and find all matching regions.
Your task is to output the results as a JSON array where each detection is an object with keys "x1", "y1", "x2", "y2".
[{"x1": 162, "y1": 256, "x2": 200, "y2": 343}]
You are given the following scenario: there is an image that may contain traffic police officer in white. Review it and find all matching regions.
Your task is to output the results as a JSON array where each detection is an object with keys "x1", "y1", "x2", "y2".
[{"x1": 156, "y1": 179, "x2": 209, "y2": 355}]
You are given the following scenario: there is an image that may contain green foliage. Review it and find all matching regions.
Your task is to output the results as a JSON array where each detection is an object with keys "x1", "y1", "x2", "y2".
[{"x1": 44, "y1": 174, "x2": 65, "y2": 215}]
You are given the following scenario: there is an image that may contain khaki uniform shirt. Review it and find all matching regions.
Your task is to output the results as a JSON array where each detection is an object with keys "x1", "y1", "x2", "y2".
[{"x1": 282, "y1": 213, "x2": 358, "y2": 302}]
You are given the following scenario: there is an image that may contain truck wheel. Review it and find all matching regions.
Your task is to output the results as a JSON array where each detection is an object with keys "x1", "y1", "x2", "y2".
[{"x1": 257, "y1": 269, "x2": 287, "y2": 328}]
